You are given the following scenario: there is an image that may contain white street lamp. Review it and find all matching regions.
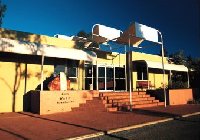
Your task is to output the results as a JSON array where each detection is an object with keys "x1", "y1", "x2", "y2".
[{"x1": 158, "y1": 30, "x2": 167, "y2": 107}]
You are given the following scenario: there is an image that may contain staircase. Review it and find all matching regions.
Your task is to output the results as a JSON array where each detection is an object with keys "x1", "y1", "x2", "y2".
[
  {"x1": 71, "y1": 97, "x2": 107, "y2": 112},
  {"x1": 71, "y1": 91, "x2": 164, "y2": 112},
  {"x1": 100, "y1": 91, "x2": 165, "y2": 111}
]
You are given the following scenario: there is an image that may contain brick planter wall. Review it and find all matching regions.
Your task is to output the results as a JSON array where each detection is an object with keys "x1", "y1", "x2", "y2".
[
  {"x1": 147, "y1": 88, "x2": 196, "y2": 106},
  {"x1": 24, "y1": 90, "x2": 99, "y2": 115},
  {"x1": 169, "y1": 89, "x2": 193, "y2": 105}
]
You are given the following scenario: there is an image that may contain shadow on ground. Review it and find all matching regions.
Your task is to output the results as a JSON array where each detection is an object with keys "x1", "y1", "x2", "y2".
[{"x1": 131, "y1": 108, "x2": 181, "y2": 118}]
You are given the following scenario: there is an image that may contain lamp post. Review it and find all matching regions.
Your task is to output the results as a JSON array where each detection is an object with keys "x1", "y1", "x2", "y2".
[
  {"x1": 158, "y1": 31, "x2": 167, "y2": 107},
  {"x1": 128, "y1": 33, "x2": 132, "y2": 111}
]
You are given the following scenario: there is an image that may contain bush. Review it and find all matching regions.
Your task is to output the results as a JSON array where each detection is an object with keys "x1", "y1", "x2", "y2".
[{"x1": 170, "y1": 81, "x2": 188, "y2": 89}]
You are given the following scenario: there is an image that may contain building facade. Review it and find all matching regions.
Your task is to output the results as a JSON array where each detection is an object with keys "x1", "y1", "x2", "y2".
[{"x1": 0, "y1": 28, "x2": 188, "y2": 113}]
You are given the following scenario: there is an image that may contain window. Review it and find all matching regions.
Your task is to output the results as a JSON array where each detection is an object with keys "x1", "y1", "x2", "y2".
[
  {"x1": 115, "y1": 67, "x2": 126, "y2": 90},
  {"x1": 85, "y1": 65, "x2": 93, "y2": 77},
  {"x1": 54, "y1": 65, "x2": 66, "y2": 74},
  {"x1": 67, "y1": 67, "x2": 77, "y2": 78},
  {"x1": 137, "y1": 66, "x2": 147, "y2": 80},
  {"x1": 115, "y1": 67, "x2": 125, "y2": 78},
  {"x1": 54, "y1": 65, "x2": 78, "y2": 81},
  {"x1": 84, "y1": 64, "x2": 96, "y2": 90}
]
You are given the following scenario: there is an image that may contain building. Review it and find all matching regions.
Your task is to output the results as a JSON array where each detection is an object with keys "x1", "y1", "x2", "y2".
[{"x1": 0, "y1": 28, "x2": 189, "y2": 113}]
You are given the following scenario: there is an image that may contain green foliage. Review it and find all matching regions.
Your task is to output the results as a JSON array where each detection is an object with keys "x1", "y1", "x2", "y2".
[
  {"x1": 169, "y1": 72, "x2": 188, "y2": 89},
  {"x1": 77, "y1": 30, "x2": 89, "y2": 38},
  {"x1": 169, "y1": 50, "x2": 186, "y2": 65},
  {"x1": 189, "y1": 58, "x2": 200, "y2": 73},
  {"x1": 76, "y1": 30, "x2": 99, "y2": 50},
  {"x1": 169, "y1": 50, "x2": 200, "y2": 89},
  {"x1": 170, "y1": 81, "x2": 188, "y2": 89},
  {"x1": 188, "y1": 57, "x2": 200, "y2": 88},
  {"x1": 0, "y1": 0, "x2": 6, "y2": 27}
]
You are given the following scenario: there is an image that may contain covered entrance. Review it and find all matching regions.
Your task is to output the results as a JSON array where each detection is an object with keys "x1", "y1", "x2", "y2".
[
  {"x1": 98, "y1": 66, "x2": 114, "y2": 91},
  {"x1": 84, "y1": 64, "x2": 126, "y2": 91},
  {"x1": 133, "y1": 60, "x2": 189, "y2": 89}
]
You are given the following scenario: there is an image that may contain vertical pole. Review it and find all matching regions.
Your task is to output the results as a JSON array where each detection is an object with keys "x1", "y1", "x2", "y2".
[
  {"x1": 187, "y1": 71, "x2": 190, "y2": 88},
  {"x1": 24, "y1": 63, "x2": 27, "y2": 94},
  {"x1": 169, "y1": 70, "x2": 172, "y2": 88},
  {"x1": 147, "y1": 66, "x2": 149, "y2": 89},
  {"x1": 41, "y1": 54, "x2": 44, "y2": 91},
  {"x1": 159, "y1": 31, "x2": 167, "y2": 107},
  {"x1": 91, "y1": 64, "x2": 93, "y2": 90},
  {"x1": 105, "y1": 67, "x2": 107, "y2": 90},
  {"x1": 125, "y1": 45, "x2": 127, "y2": 91},
  {"x1": 65, "y1": 66, "x2": 68, "y2": 90},
  {"x1": 96, "y1": 64, "x2": 98, "y2": 90},
  {"x1": 114, "y1": 66, "x2": 116, "y2": 91},
  {"x1": 128, "y1": 34, "x2": 132, "y2": 111}
]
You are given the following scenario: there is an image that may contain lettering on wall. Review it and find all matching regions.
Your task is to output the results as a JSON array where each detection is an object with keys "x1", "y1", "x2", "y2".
[{"x1": 57, "y1": 92, "x2": 75, "y2": 104}]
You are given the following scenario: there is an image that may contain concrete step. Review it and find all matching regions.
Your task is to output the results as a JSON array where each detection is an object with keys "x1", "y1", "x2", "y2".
[
  {"x1": 71, "y1": 97, "x2": 107, "y2": 112},
  {"x1": 109, "y1": 97, "x2": 155, "y2": 103},
  {"x1": 157, "y1": 102, "x2": 165, "y2": 106},
  {"x1": 153, "y1": 100, "x2": 159, "y2": 103},
  {"x1": 113, "y1": 100, "x2": 156, "y2": 106},
  {"x1": 147, "y1": 97, "x2": 155, "y2": 100},
  {"x1": 106, "y1": 94, "x2": 150, "y2": 100},
  {"x1": 104, "y1": 103, "x2": 113, "y2": 108},
  {"x1": 134, "y1": 102, "x2": 160, "y2": 108},
  {"x1": 133, "y1": 100, "x2": 154, "y2": 105},
  {"x1": 107, "y1": 107, "x2": 118, "y2": 112},
  {"x1": 99, "y1": 92, "x2": 164, "y2": 111},
  {"x1": 100, "y1": 92, "x2": 146, "y2": 97},
  {"x1": 102, "y1": 100, "x2": 108, "y2": 104}
]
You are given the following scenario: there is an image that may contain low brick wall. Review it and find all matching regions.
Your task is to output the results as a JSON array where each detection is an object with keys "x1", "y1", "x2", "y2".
[
  {"x1": 169, "y1": 89, "x2": 193, "y2": 105},
  {"x1": 29, "y1": 90, "x2": 99, "y2": 115}
]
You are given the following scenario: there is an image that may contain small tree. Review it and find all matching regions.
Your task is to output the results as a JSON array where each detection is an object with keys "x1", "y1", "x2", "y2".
[
  {"x1": 0, "y1": 0, "x2": 6, "y2": 27},
  {"x1": 169, "y1": 50, "x2": 186, "y2": 65},
  {"x1": 77, "y1": 30, "x2": 89, "y2": 38},
  {"x1": 189, "y1": 58, "x2": 200, "y2": 88},
  {"x1": 76, "y1": 30, "x2": 99, "y2": 50},
  {"x1": 169, "y1": 50, "x2": 187, "y2": 88}
]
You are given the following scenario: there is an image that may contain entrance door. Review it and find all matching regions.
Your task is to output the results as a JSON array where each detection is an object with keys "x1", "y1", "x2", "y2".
[
  {"x1": 84, "y1": 65, "x2": 96, "y2": 90},
  {"x1": 98, "y1": 66, "x2": 114, "y2": 91},
  {"x1": 85, "y1": 64, "x2": 126, "y2": 91},
  {"x1": 106, "y1": 67, "x2": 114, "y2": 90}
]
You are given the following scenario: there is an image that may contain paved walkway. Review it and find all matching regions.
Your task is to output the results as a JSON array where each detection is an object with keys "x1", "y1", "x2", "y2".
[{"x1": 0, "y1": 104, "x2": 200, "y2": 140}]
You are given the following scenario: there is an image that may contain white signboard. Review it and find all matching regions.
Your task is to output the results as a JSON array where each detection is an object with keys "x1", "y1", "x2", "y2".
[
  {"x1": 60, "y1": 72, "x2": 67, "y2": 91},
  {"x1": 135, "y1": 22, "x2": 159, "y2": 43}
]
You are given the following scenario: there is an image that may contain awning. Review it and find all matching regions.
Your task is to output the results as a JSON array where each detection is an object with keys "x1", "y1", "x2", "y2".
[
  {"x1": 92, "y1": 24, "x2": 121, "y2": 43},
  {"x1": 134, "y1": 60, "x2": 188, "y2": 72},
  {"x1": 0, "y1": 37, "x2": 96, "y2": 62},
  {"x1": 116, "y1": 23, "x2": 144, "y2": 47},
  {"x1": 116, "y1": 22, "x2": 161, "y2": 47}
]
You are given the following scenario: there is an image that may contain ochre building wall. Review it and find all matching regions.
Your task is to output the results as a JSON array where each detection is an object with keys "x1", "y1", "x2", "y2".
[{"x1": 0, "y1": 62, "x2": 53, "y2": 112}]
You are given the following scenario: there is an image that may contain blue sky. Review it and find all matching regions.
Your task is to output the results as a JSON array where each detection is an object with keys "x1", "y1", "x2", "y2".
[{"x1": 2, "y1": 0, "x2": 200, "y2": 57}]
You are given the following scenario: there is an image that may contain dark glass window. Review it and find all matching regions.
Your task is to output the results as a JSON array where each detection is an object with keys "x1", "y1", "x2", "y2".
[
  {"x1": 67, "y1": 67, "x2": 77, "y2": 78},
  {"x1": 85, "y1": 65, "x2": 92, "y2": 77},
  {"x1": 137, "y1": 66, "x2": 147, "y2": 80},
  {"x1": 115, "y1": 67, "x2": 125, "y2": 78},
  {"x1": 98, "y1": 67, "x2": 105, "y2": 77}
]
